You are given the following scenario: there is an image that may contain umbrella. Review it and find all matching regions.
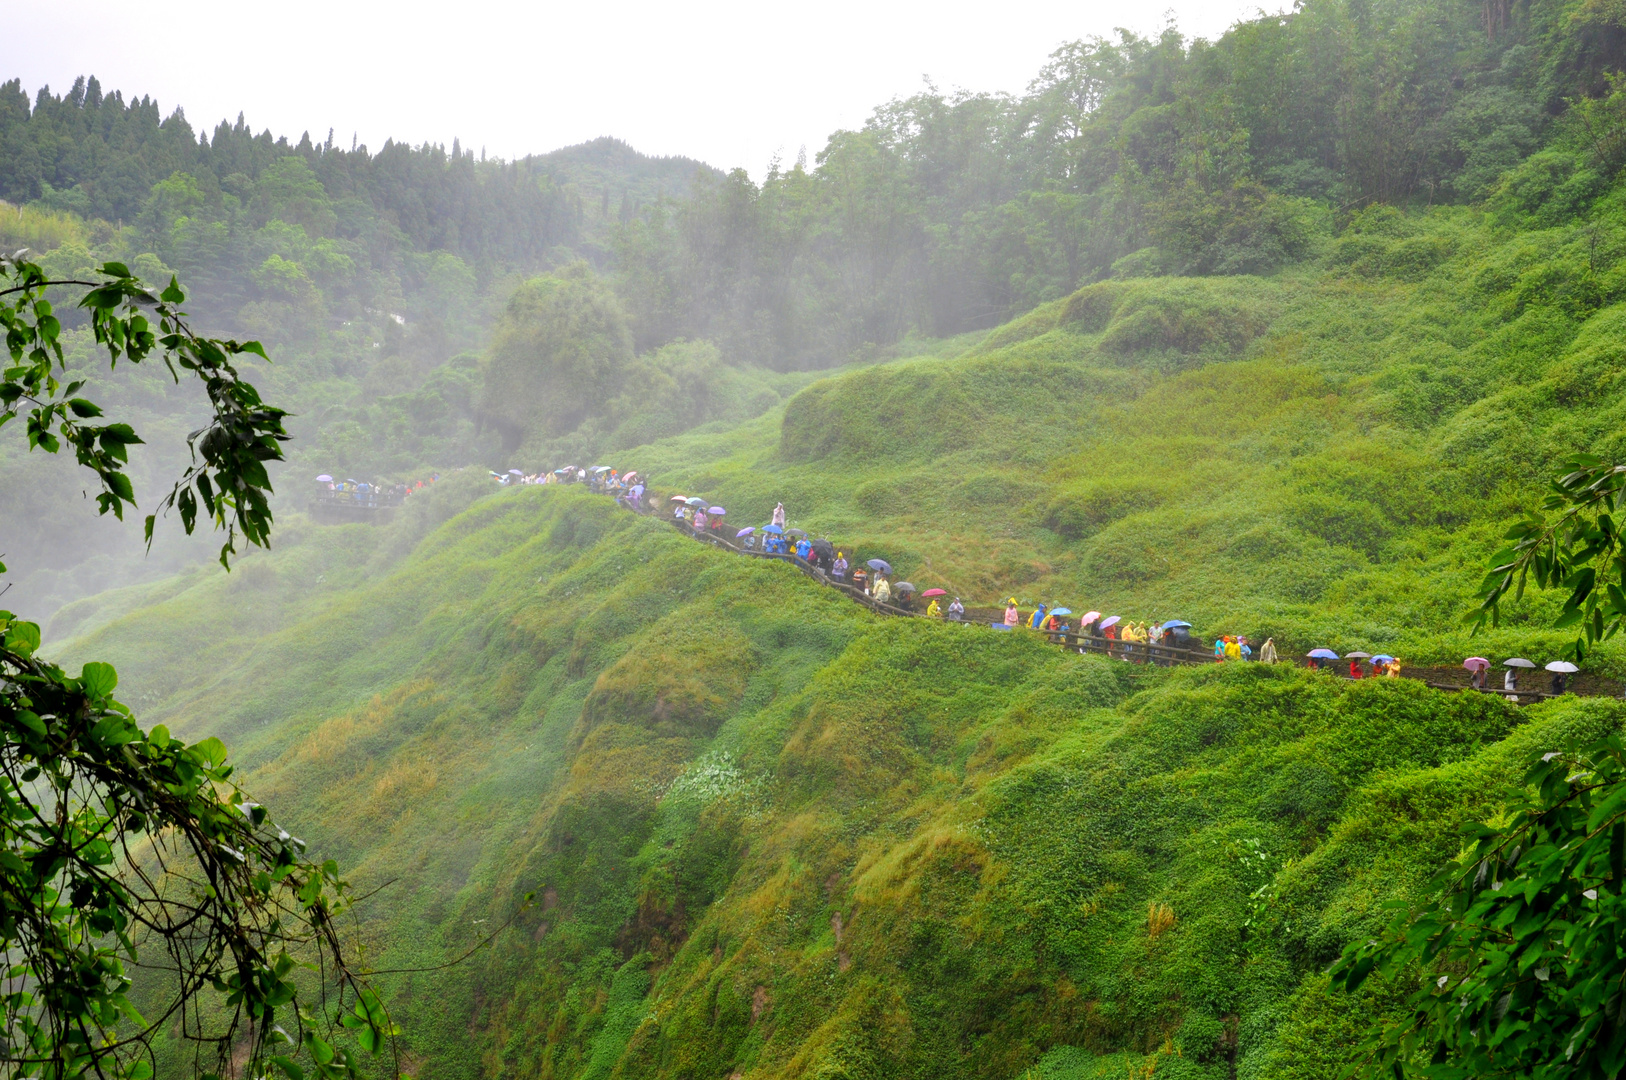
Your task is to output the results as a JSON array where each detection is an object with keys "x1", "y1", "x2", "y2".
[
  {"x1": 315, "y1": 474, "x2": 333, "y2": 482},
  {"x1": 1099, "y1": 616, "x2": 1121, "y2": 629},
  {"x1": 591, "y1": 465, "x2": 611, "y2": 472},
  {"x1": 1049, "y1": 607, "x2": 1071, "y2": 616},
  {"x1": 867, "y1": 559, "x2": 892, "y2": 574},
  {"x1": 1082, "y1": 611, "x2": 1102, "y2": 623},
  {"x1": 1546, "y1": 660, "x2": 1580, "y2": 673},
  {"x1": 709, "y1": 506, "x2": 726, "y2": 515},
  {"x1": 1344, "y1": 651, "x2": 1372, "y2": 659},
  {"x1": 558, "y1": 466, "x2": 576, "y2": 471},
  {"x1": 811, "y1": 539, "x2": 835, "y2": 557},
  {"x1": 1370, "y1": 655, "x2": 1395, "y2": 663},
  {"x1": 762, "y1": 524, "x2": 784, "y2": 534},
  {"x1": 509, "y1": 469, "x2": 523, "y2": 475},
  {"x1": 686, "y1": 496, "x2": 707, "y2": 506},
  {"x1": 1463, "y1": 657, "x2": 1490, "y2": 671},
  {"x1": 922, "y1": 589, "x2": 947, "y2": 597},
  {"x1": 1160, "y1": 620, "x2": 1191, "y2": 629},
  {"x1": 895, "y1": 583, "x2": 916, "y2": 593},
  {"x1": 1308, "y1": 649, "x2": 1340, "y2": 660},
  {"x1": 990, "y1": 623, "x2": 1013, "y2": 631},
  {"x1": 669, "y1": 495, "x2": 688, "y2": 502},
  {"x1": 1504, "y1": 658, "x2": 1537, "y2": 668},
  {"x1": 736, "y1": 527, "x2": 755, "y2": 538}
]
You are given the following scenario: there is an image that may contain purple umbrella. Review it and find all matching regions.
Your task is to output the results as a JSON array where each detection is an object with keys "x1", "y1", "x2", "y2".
[
  {"x1": 736, "y1": 527, "x2": 755, "y2": 538},
  {"x1": 709, "y1": 506, "x2": 726, "y2": 515}
]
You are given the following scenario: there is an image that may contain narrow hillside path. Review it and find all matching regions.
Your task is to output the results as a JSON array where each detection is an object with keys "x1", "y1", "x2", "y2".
[{"x1": 567, "y1": 480, "x2": 1619, "y2": 707}]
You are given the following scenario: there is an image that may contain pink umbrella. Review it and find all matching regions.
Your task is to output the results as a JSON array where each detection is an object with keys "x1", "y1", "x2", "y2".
[
  {"x1": 1082, "y1": 611, "x2": 1102, "y2": 623},
  {"x1": 1463, "y1": 657, "x2": 1490, "y2": 671},
  {"x1": 1099, "y1": 615, "x2": 1121, "y2": 629}
]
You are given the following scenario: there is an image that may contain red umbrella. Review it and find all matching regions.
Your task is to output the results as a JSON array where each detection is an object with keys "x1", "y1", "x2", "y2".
[{"x1": 921, "y1": 588, "x2": 947, "y2": 597}]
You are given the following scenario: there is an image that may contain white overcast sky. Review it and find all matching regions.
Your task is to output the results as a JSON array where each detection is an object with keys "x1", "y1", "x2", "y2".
[{"x1": 8, "y1": 0, "x2": 1271, "y2": 177}]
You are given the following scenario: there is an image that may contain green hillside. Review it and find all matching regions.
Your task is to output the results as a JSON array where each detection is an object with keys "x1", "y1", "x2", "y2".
[
  {"x1": 28, "y1": 0, "x2": 1626, "y2": 1074},
  {"x1": 53, "y1": 481, "x2": 1626, "y2": 1080},
  {"x1": 616, "y1": 205, "x2": 1626, "y2": 672}
]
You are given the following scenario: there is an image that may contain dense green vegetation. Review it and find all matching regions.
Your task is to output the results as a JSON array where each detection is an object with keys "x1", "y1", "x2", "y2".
[
  {"x1": 612, "y1": 0, "x2": 1626, "y2": 366},
  {"x1": 47, "y1": 486, "x2": 1622, "y2": 1080}
]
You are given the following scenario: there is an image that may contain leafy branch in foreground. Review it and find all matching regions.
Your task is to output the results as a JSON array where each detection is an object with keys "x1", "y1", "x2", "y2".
[
  {"x1": 0, "y1": 613, "x2": 394, "y2": 1080},
  {"x1": 1, "y1": 256, "x2": 392, "y2": 1080},
  {"x1": 1331, "y1": 736, "x2": 1626, "y2": 1080},
  {"x1": 1471, "y1": 453, "x2": 1626, "y2": 662},
  {"x1": 0, "y1": 252, "x2": 288, "y2": 570}
]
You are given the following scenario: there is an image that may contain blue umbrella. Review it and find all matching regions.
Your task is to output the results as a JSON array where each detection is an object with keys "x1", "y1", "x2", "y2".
[
  {"x1": 1370, "y1": 654, "x2": 1395, "y2": 663},
  {"x1": 736, "y1": 527, "x2": 755, "y2": 537},
  {"x1": 1050, "y1": 608, "x2": 1073, "y2": 617},
  {"x1": 867, "y1": 559, "x2": 892, "y2": 574},
  {"x1": 686, "y1": 496, "x2": 707, "y2": 506},
  {"x1": 1160, "y1": 620, "x2": 1192, "y2": 629},
  {"x1": 591, "y1": 465, "x2": 611, "y2": 472},
  {"x1": 990, "y1": 623, "x2": 1013, "y2": 631},
  {"x1": 1308, "y1": 649, "x2": 1340, "y2": 660},
  {"x1": 761, "y1": 524, "x2": 784, "y2": 534}
]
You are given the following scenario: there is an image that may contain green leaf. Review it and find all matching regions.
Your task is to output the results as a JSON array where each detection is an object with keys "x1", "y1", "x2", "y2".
[
  {"x1": 4, "y1": 620, "x2": 41, "y2": 655},
  {"x1": 68, "y1": 398, "x2": 103, "y2": 418},
  {"x1": 79, "y1": 661, "x2": 118, "y2": 698},
  {"x1": 196, "y1": 737, "x2": 228, "y2": 766}
]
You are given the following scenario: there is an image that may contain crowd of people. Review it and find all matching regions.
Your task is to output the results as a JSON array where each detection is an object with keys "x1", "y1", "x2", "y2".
[
  {"x1": 499, "y1": 461, "x2": 1589, "y2": 697},
  {"x1": 313, "y1": 473, "x2": 439, "y2": 506}
]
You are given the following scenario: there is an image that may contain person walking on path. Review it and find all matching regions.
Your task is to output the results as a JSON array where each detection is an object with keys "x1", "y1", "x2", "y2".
[
  {"x1": 926, "y1": 597, "x2": 941, "y2": 617},
  {"x1": 1030, "y1": 603, "x2": 1049, "y2": 630},
  {"x1": 949, "y1": 597, "x2": 965, "y2": 621},
  {"x1": 873, "y1": 577, "x2": 892, "y2": 605},
  {"x1": 772, "y1": 503, "x2": 786, "y2": 528},
  {"x1": 1004, "y1": 599, "x2": 1020, "y2": 627},
  {"x1": 1260, "y1": 638, "x2": 1278, "y2": 664},
  {"x1": 833, "y1": 552, "x2": 848, "y2": 580}
]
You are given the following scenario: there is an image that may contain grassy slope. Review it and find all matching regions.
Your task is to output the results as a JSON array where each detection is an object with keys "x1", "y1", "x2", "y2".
[
  {"x1": 56, "y1": 478, "x2": 1626, "y2": 1080},
  {"x1": 625, "y1": 205, "x2": 1626, "y2": 672},
  {"x1": 50, "y1": 200, "x2": 1626, "y2": 1079}
]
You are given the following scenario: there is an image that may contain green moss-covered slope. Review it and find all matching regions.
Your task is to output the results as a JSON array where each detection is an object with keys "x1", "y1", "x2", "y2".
[{"x1": 57, "y1": 482, "x2": 1626, "y2": 1080}]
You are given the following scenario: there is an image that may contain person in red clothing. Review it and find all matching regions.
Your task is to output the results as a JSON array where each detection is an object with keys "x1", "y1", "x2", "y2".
[{"x1": 1349, "y1": 658, "x2": 1362, "y2": 679}]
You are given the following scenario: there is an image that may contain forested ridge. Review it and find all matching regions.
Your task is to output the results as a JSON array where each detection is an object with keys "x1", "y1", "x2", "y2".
[{"x1": 21, "y1": 1, "x2": 1626, "y2": 1077}]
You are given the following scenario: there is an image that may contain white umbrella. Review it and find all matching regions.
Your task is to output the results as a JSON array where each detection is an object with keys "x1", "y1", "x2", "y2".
[{"x1": 1545, "y1": 660, "x2": 1579, "y2": 673}]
